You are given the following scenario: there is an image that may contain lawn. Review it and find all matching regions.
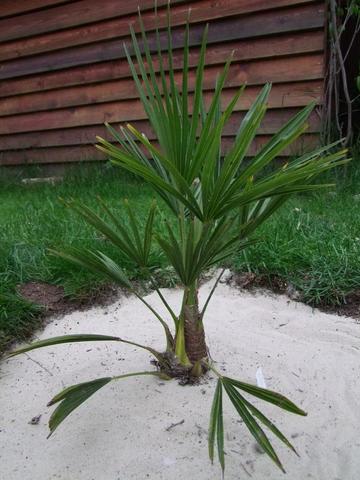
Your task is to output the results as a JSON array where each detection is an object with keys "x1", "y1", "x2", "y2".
[{"x1": 1, "y1": 161, "x2": 359, "y2": 355}]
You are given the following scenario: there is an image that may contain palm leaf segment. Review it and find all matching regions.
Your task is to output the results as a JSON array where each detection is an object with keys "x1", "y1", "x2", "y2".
[
  {"x1": 209, "y1": 374, "x2": 307, "y2": 475},
  {"x1": 96, "y1": 9, "x2": 348, "y2": 224}
]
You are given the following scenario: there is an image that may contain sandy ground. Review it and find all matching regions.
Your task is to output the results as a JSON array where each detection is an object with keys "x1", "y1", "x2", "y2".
[{"x1": 1, "y1": 276, "x2": 360, "y2": 480}]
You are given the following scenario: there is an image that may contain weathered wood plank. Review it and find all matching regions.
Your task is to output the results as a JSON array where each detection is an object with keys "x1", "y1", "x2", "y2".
[
  {"x1": 0, "y1": 3, "x2": 325, "y2": 80},
  {"x1": 0, "y1": 0, "x2": 317, "y2": 61},
  {"x1": 0, "y1": 30, "x2": 324, "y2": 98},
  {"x1": 0, "y1": 110, "x2": 321, "y2": 151},
  {"x1": 0, "y1": 1, "x2": 72, "y2": 19},
  {"x1": 0, "y1": 81, "x2": 323, "y2": 135},
  {"x1": 0, "y1": 54, "x2": 324, "y2": 116},
  {"x1": 0, "y1": 0, "x2": 186, "y2": 42},
  {"x1": 0, "y1": 134, "x2": 320, "y2": 166}
]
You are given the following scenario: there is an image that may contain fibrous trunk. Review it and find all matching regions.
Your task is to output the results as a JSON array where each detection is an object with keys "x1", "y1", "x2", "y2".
[
  {"x1": 175, "y1": 283, "x2": 208, "y2": 370},
  {"x1": 183, "y1": 301, "x2": 207, "y2": 363}
]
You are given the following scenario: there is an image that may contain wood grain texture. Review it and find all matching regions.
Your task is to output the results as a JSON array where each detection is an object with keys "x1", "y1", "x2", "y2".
[
  {"x1": 0, "y1": 3, "x2": 325, "y2": 80},
  {"x1": 0, "y1": 54, "x2": 324, "y2": 116},
  {"x1": 0, "y1": 0, "x2": 316, "y2": 61},
  {"x1": 0, "y1": 30, "x2": 324, "y2": 98},
  {"x1": 0, "y1": 110, "x2": 321, "y2": 151},
  {"x1": 0, "y1": 0, "x2": 185, "y2": 42},
  {"x1": 0, "y1": 135, "x2": 320, "y2": 166},
  {"x1": 0, "y1": 81, "x2": 323, "y2": 135},
  {"x1": 0, "y1": 1, "x2": 72, "y2": 19}
]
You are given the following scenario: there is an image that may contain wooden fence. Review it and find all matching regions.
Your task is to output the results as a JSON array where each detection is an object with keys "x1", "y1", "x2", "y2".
[{"x1": 0, "y1": 0, "x2": 326, "y2": 166}]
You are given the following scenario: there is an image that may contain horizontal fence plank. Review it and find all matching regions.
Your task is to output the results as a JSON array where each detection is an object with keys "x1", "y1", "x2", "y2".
[
  {"x1": 0, "y1": 30, "x2": 324, "y2": 98},
  {"x1": 0, "y1": 0, "x2": 317, "y2": 61},
  {"x1": 0, "y1": 54, "x2": 324, "y2": 116},
  {"x1": 0, "y1": 109, "x2": 321, "y2": 150},
  {"x1": 0, "y1": 1, "x2": 72, "y2": 19},
  {"x1": 0, "y1": 81, "x2": 323, "y2": 135},
  {"x1": 0, "y1": 134, "x2": 320, "y2": 166},
  {"x1": 0, "y1": 0, "x2": 185, "y2": 43},
  {"x1": 0, "y1": 3, "x2": 325, "y2": 80}
]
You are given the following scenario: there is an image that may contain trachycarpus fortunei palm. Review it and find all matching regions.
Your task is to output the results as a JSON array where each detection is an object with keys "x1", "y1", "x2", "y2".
[{"x1": 9, "y1": 5, "x2": 348, "y2": 475}]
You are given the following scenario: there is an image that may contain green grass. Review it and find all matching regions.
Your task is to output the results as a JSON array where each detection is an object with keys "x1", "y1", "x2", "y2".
[
  {"x1": 1, "y1": 162, "x2": 359, "y2": 355},
  {"x1": 231, "y1": 182, "x2": 360, "y2": 305},
  {"x1": 0, "y1": 165, "x2": 165, "y2": 354}
]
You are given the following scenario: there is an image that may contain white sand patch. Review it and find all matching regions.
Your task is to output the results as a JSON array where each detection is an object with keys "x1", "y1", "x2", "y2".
[{"x1": 1, "y1": 277, "x2": 359, "y2": 480}]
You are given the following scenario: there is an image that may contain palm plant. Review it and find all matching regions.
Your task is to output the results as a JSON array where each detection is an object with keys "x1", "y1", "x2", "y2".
[{"x1": 9, "y1": 5, "x2": 348, "y2": 476}]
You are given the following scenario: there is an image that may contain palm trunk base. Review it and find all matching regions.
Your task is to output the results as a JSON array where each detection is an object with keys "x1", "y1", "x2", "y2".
[
  {"x1": 183, "y1": 307, "x2": 208, "y2": 363},
  {"x1": 153, "y1": 340, "x2": 208, "y2": 381},
  {"x1": 152, "y1": 351, "x2": 194, "y2": 379},
  {"x1": 154, "y1": 286, "x2": 209, "y2": 380}
]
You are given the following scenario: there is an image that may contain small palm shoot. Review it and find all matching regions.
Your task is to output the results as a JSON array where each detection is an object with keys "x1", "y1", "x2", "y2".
[{"x1": 9, "y1": 5, "x2": 348, "y2": 476}]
